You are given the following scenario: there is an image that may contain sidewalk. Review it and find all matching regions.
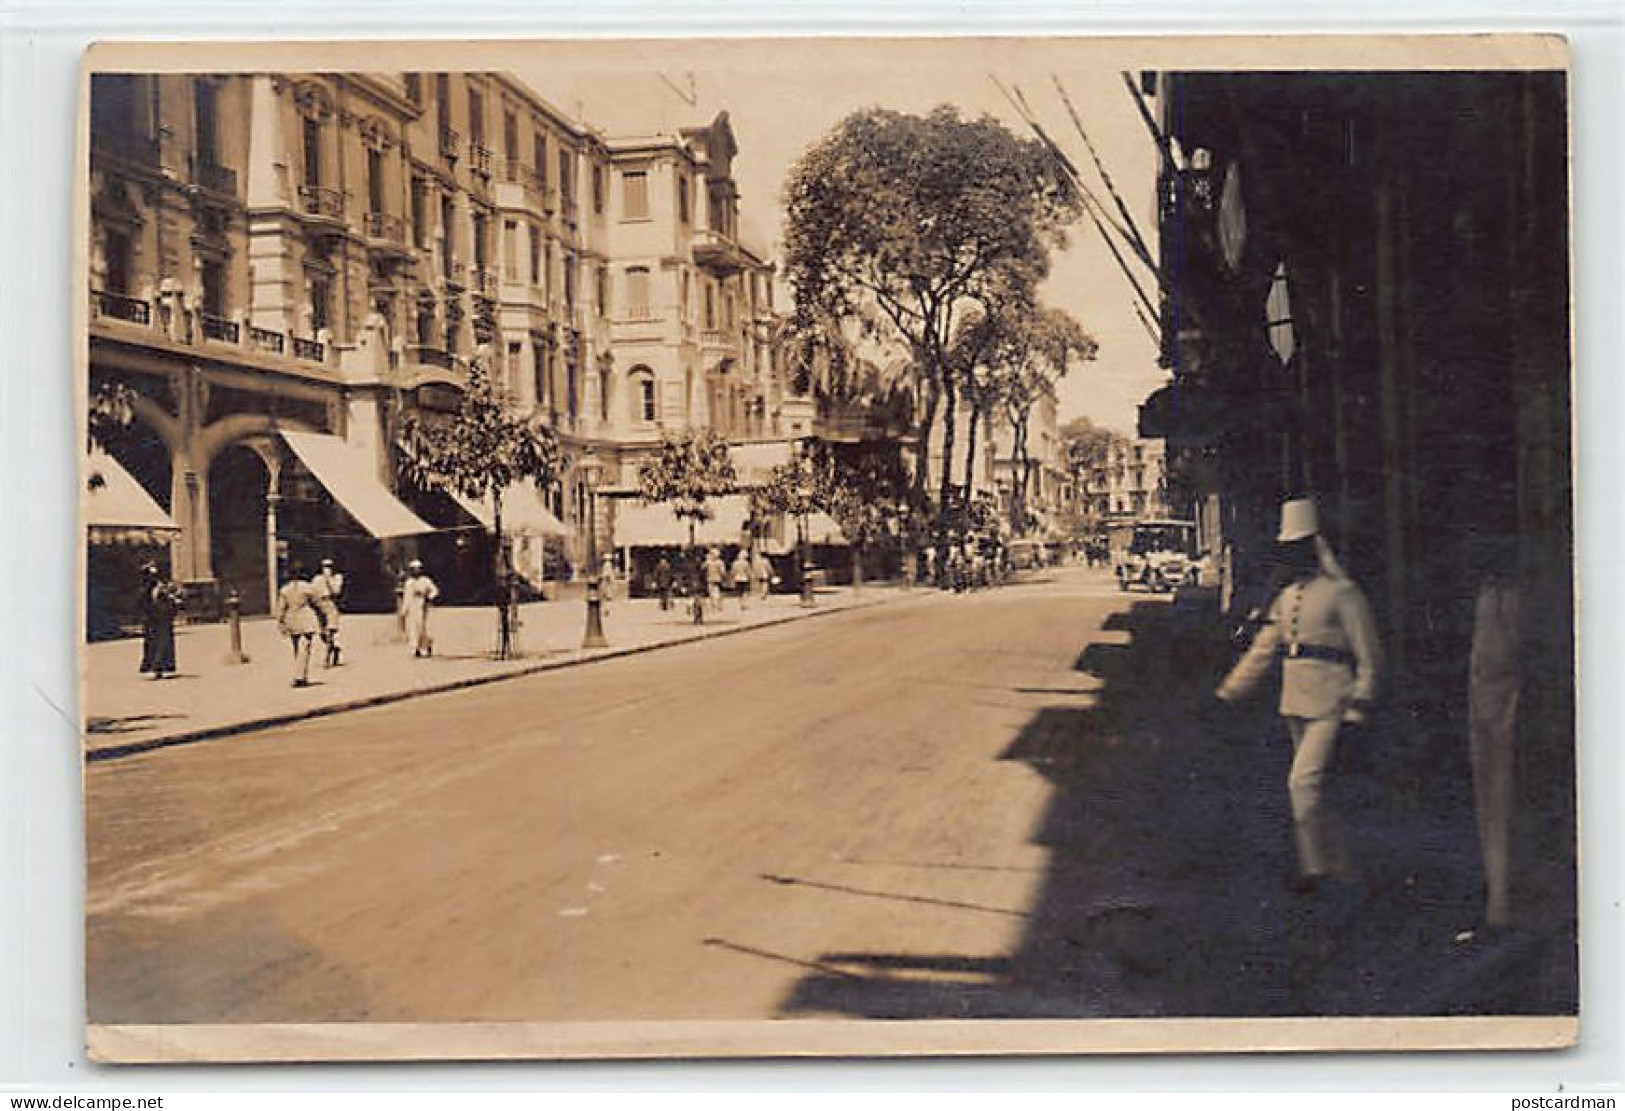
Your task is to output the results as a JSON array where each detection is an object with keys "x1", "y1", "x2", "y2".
[{"x1": 85, "y1": 584, "x2": 911, "y2": 760}]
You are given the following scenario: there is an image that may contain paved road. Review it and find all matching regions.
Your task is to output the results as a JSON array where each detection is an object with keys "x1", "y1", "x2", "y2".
[{"x1": 87, "y1": 567, "x2": 1171, "y2": 1025}]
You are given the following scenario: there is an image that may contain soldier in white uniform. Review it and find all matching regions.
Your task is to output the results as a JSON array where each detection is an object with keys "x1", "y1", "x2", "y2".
[{"x1": 1217, "y1": 497, "x2": 1381, "y2": 894}]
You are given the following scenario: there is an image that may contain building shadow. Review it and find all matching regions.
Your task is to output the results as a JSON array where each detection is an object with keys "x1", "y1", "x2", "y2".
[{"x1": 776, "y1": 597, "x2": 1570, "y2": 1020}]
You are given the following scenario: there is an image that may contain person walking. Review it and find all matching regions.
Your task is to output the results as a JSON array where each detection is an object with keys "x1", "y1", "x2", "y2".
[
  {"x1": 730, "y1": 549, "x2": 752, "y2": 612},
  {"x1": 751, "y1": 548, "x2": 773, "y2": 602},
  {"x1": 401, "y1": 558, "x2": 440, "y2": 658},
  {"x1": 137, "y1": 563, "x2": 181, "y2": 680},
  {"x1": 274, "y1": 563, "x2": 321, "y2": 688},
  {"x1": 1216, "y1": 497, "x2": 1381, "y2": 898},
  {"x1": 311, "y1": 557, "x2": 345, "y2": 668},
  {"x1": 654, "y1": 554, "x2": 675, "y2": 612},
  {"x1": 703, "y1": 547, "x2": 726, "y2": 614}
]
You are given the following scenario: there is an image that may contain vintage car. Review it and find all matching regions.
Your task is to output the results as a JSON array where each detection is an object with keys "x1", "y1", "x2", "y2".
[{"x1": 1116, "y1": 519, "x2": 1199, "y2": 593}]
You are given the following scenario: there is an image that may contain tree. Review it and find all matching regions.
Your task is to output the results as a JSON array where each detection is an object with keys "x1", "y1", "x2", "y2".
[
  {"x1": 749, "y1": 446, "x2": 826, "y2": 602},
  {"x1": 783, "y1": 106, "x2": 1080, "y2": 552},
  {"x1": 637, "y1": 428, "x2": 738, "y2": 613},
  {"x1": 396, "y1": 354, "x2": 561, "y2": 660},
  {"x1": 1060, "y1": 416, "x2": 1128, "y2": 529},
  {"x1": 816, "y1": 441, "x2": 915, "y2": 589},
  {"x1": 995, "y1": 308, "x2": 1098, "y2": 533}
]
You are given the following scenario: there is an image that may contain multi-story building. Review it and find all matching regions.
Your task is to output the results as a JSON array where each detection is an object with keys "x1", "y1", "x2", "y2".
[
  {"x1": 1076, "y1": 436, "x2": 1169, "y2": 523},
  {"x1": 988, "y1": 392, "x2": 1073, "y2": 535},
  {"x1": 87, "y1": 71, "x2": 805, "y2": 628}
]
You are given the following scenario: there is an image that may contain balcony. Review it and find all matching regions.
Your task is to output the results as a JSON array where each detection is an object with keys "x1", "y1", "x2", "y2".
[
  {"x1": 496, "y1": 162, "x2": 555, "y2": 214},
  {"x1": 200, "y1": 313, "x2": 240, "y2": 344},
  {"x1": 693, "y1": 228, "x2": 748, "y2": 275},
  {"x1": 438, "y1": 127, "x2": 460, "y2": 161},
  {"x1": 297, "y1": 184, "x2": 346, "y2": 222},
  {"x1": 469, "y1": 142, "x2": 493, "y2": 178},
  {"x1": 194, "y1": 158, "x2": 238, "y2": 197},
  {"x1": 92, "y1": 290, "x2": 151, "y2": 325},
  {"x1": 407, "y1": 344, "x2": 454, "y2": 370},
  {"x1": 247, "y1": 325, "x2": 285, "y2": 354},
  {"x1": 292, "y1": 336, "x2": 326, "y2": 363}
]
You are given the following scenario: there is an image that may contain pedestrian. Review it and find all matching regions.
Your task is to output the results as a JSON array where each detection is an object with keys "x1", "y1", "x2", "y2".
[
  {"x1": 730, "y1": 548, "x2": 752, "y2": 612},
  {"x1": 703, "y1": 546, "x2": 725, "y2": 613},
  {"x1": 1216, "y1": 497, "x2": 1381, "y2": 898},
  {"x1": 751, "y1": 548, "x2": 773, "y2": 601},
  {"x1": 311, "y1": 557, "x2": 345, "y2": 668},
  {"x1": 654, "y1": 554, "x2": 675, "y2": 612},
  {"x1": 274, "y1": 563, "x2": 321, "y2": 688},
  {"x1": 137, "y1": 562, "x2": 181, "y2": 680},
  {"x1": 402, "y1": 558, "x2": 440, "y2": 658}
]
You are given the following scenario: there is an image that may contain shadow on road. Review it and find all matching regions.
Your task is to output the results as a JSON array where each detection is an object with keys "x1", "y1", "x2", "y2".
[{"x1": 776, "y1": 597, "x2": 1573, "y2": 1020}]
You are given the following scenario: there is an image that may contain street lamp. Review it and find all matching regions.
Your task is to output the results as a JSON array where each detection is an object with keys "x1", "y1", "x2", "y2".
[{"x1": 579, "y1": 447, "x2": 608, "y2": 649}]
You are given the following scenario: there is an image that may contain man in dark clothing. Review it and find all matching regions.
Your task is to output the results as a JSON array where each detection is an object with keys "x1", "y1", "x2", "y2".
[{"x1": 654, "y1": 554, "x2": 675, "y2": 612}]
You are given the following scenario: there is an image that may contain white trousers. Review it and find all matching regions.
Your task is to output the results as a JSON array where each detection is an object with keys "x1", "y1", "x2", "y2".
[{"x1": 1286, "y1": 715, "x2": 1351, "y2": 879}]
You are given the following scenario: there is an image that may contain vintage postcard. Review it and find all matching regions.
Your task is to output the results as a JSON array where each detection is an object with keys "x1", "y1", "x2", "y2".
[{"x1": 78, "y1": 35, "x2": 1577, "y2": 1061}]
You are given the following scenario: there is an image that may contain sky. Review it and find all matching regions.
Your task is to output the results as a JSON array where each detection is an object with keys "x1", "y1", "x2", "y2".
[{"x1": 519, "y1": 39, "x2": 1169, "y2": 436}]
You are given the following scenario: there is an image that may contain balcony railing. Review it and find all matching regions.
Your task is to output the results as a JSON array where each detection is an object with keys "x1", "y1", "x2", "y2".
[
  {"x1": 408, "y1": 344, "x2": 453, "y2": 369},
  {"x1": 93, "y1": 290, "x2": 151, "y2": 325},
  {"x1": 248, "y1": 325, "x2": 285, "y2": 354},
  {"x1": 364, "y1": 211, "x2": 407, "y2": 244},
  {"x1": 292, "y1": 336, "x2": 326, "y2": 362},
  {"x1": 297, "y1": 184, "x2": 346, "y2": 220},
  {"x1": 200, "y1": 313, "x2": 239, "y2": 343},
  {"x1": 469, "y1": 143, "x2": 492, "y2": 178},
  {"x1": 470, "y1": 266, "x2": 497, "y2": 297},
  {"x1": 439, "y1": 127, "x2": 461, "y2": 160},
  {"x1": 194, "y1": 158, "x2": 238, "y2": 196}
]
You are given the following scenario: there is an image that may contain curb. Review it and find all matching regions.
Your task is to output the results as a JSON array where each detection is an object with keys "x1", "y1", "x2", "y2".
[{"x1": 84, "y1": 593, "x2": 902, "y2": 764}]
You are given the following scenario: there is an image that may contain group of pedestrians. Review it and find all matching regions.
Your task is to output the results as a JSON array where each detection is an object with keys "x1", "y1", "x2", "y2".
[
  {"x1": 648, "y1": 547, "x2": 773, "y2": 624},
  {"x1": 273, "y1": 558, "x2": 348, "y2": 687}
]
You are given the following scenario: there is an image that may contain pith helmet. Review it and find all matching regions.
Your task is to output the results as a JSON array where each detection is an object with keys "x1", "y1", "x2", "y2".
[{"x1": 1277, "y1": 497, "x2": 1320, "y2": 543}]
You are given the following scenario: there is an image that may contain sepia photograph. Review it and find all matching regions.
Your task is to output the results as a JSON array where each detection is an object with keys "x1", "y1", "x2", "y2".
[{"x1": 78, "y1": 36, "x2": 1577, "y2": 1061}]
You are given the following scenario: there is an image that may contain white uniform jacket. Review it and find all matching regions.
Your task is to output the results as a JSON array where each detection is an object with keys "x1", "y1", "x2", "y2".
[{"x1": 1218, "y1": 572, "x2": 1382, "y2": 720}]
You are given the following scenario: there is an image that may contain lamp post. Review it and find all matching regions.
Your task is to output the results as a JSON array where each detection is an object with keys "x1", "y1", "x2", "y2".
[{"x1": 579, "y1": 447, "x2": 608, "y2": 649}]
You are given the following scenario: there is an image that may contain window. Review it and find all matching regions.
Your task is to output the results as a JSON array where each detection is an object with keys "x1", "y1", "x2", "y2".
[
  {"x1": 503, "y1": 219, "x2": 519, "y2": 280},
  {"x1": 103, "y1": 230, "x2": 132, "y2": 294},
  {"x1": 367, "y1": 148, "x2": 386, "y2": 215},
  {"x1": 309, "y1": 273, "x2": 333, "y2": 334},
  {"x1": 404, "y1": 73, "x2": 422, "y2": 107},
  {"x1": 677, "y1": 174, "x2": 690, "y2": 224},
  {"x1": 302, "y1": 116, "x2": 322, "y2": 187},
  {"x1": 620, "y1": 170, "x2": 648, "y2": 220},
  {"x1": 200, "y1": 258, "x2": 226, "y2": 317},
  {"x1": 630, "y1": 368, "x2": 657, "y2": 423},
  {"x1": 528, "y1": 224, "x2": 540, "y2": 285},
  {"x1": 411, "y1": 178, "x2": 429, "y2": 247},
  {"x1": 503, "y1": 111, "x2": 518, "y2": 163},
  {"x1": 626, "y1": 267, "x2": 650, "y2": 320},
  {"x1": 533, "y1": 132, "x2": 547, "y2": 186},
  {"x1": 193, "y1": 81, "x2": 220, "y2": 168},
  {"x1": 415, "y1": 298, "x2": 436, "y2": 345},
  {"x1": 596, "y1": 266, "x2": 609, "y2": 318},
  {"x1": 563, "y1": 254, "x2": 575, "y2": 308},
  {"x1": 566, "y1": 357, "x2": 578, "y2": 419},
  {"x1": 468, "y1": 88, "x2": 485, "y2": 146},
  {"x1": 534, "y1": 342, "x2": 552, "y2": 414},
  {"x1": 599, "y1": 364, "x2": 612, "y2": 422},
  {"x1": 558, "y1": 149, "x2": 573, "y2": 206},
  {"x1": 703, "y1": 283, "x2": 715, "y2": 330},
  {"x1": 435, "y1": 74, "x2": 451, "y2": 133},
  {"x1": 506, "y1": 341, "x2": 522, "y2": 394},
  {"x1": 440, "y1": 195, "x2": 456, "y2": 279},
  {"x1": 680, "y1": 270, "x2": 690, "y2": 318},
  {"x1": 472, "y1": 211, "x2": 488, "y2": 270}
]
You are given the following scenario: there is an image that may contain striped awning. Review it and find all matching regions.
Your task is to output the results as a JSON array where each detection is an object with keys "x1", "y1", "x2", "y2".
[{"x1": 85, "y1": 449, "x2": 178, "y2": 543}]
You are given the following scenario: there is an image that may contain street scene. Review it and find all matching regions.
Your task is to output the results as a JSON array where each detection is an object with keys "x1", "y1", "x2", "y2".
[{"x1": 81, "y1": 38, "x2": 1576, "y2": 1052}]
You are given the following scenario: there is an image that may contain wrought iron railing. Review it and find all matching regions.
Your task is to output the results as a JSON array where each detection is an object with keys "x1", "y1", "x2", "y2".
[
  {"x1": 469, "y1": 143, "x2": 493, "y2": 177},
  {"x1": 94, "y1": 290, "x2": 151, "y2": 325},
  {"x1": 439, "y1": 127, "x2": 461, "y2": 160},
  {"x1": 292, "y1": 336, "x2": 326, "y2": 362},
  {"x1": 200, "y1": 314, "x2": 240, "y2": 343},
  {"x1": 364, "y1": 211, "x2": 407, "y2": 243},
  {"x1": 297, "y1": 184, "x2": 345, "y2": 219},
  {"x1": 248, "y1": 326, "x2": 285, "y2": 354}
]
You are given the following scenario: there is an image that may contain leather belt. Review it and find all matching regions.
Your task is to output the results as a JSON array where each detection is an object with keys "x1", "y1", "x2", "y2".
[{"x1": 1279, "y1": 643, "x2": 1357, "y2": 666}]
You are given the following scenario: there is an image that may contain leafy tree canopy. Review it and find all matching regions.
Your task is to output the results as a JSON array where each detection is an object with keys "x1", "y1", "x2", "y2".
[{"x1": 637, "y1": 428, "x2": 738, "y2": 526}]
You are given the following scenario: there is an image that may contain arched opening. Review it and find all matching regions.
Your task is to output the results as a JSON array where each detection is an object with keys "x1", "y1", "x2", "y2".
[
  {"x1": 628, "y1": 365, "x2": 656, "y2": 425},
  {"x1": 208, "y1": 443, "x2": 271, "y2": 613}
]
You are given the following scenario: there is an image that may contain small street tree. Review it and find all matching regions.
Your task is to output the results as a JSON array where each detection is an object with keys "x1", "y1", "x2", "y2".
[
  {"x1": 637, "y1": 428, "x2": 738, "y2": 615},
  {"x1": 749, "y1": 446, "x2": 826, "y2": 602},
  {"x1": 817, "y1": 442, "x2": 914, "y2": 590},
  {"x1": 396, "y1": 353, "x2": 561, "y2": 660}
]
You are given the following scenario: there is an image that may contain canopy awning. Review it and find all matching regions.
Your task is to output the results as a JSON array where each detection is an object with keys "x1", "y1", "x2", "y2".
[
  {"x1": 281, "y1": 430, "x2": 433, "y2": 538},
  {"x1": 85, "y1": 449, "x2": 179, "y2": 543},
  {"x1": 802, "y1": 511, "x2": 847, "y2": 545},
  {"x1": 613, "y1": 494, "x2": 753, "y2": 548},
  {"x1": 451, "y1": 480, "x2": 572, "y2": 538}
]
